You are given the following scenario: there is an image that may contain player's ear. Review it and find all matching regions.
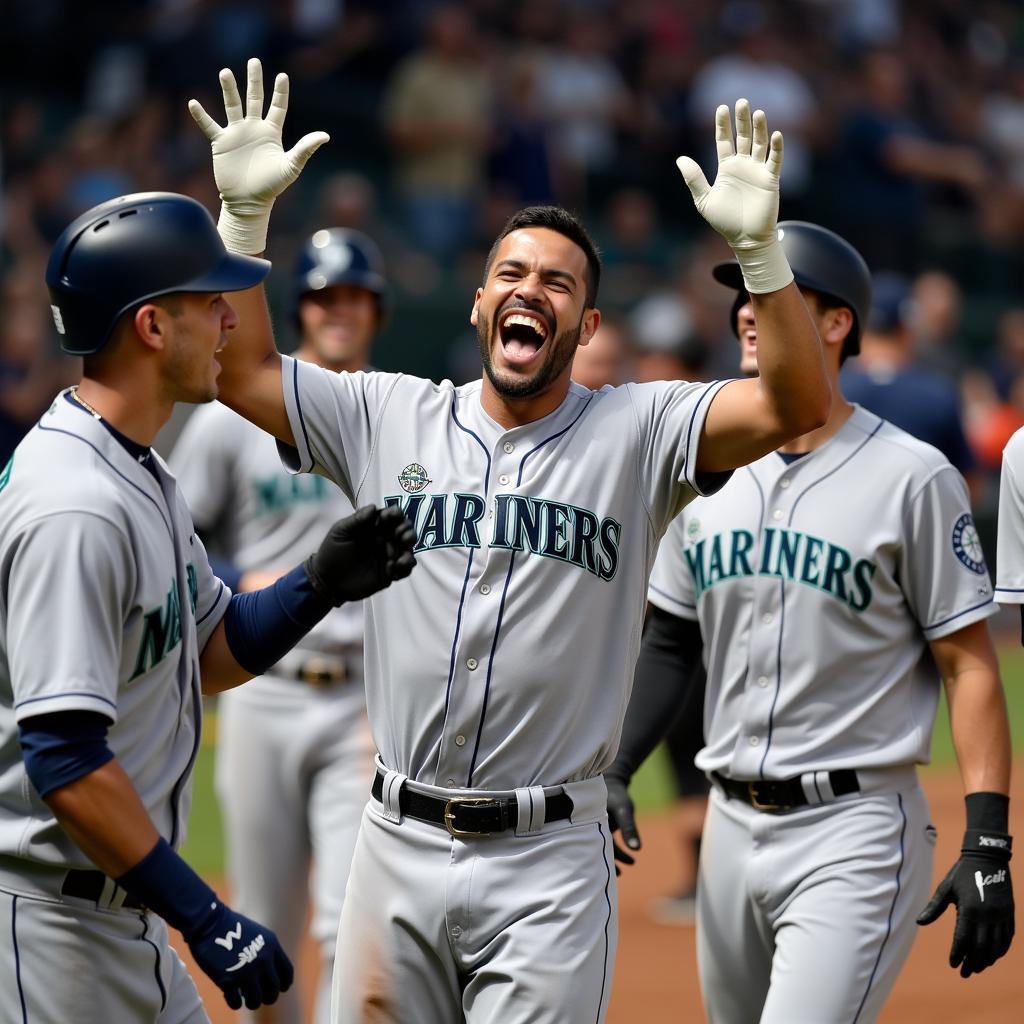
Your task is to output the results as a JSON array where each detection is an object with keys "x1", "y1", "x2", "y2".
[
  {"x1": 578, "y1": 307, "x2": 601, "y2": 348},
  {"x1": 132, "y1": 303, "x2": 167, "y2": 352},
  {"x1": 470, "y1": 288, "x2": 483, "y2": 327}
]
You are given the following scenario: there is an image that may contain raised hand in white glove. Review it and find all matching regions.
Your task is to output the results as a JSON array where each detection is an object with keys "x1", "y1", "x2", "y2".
[
  {"x1": 677, "y1": 99, "x2": 793, "y2": 295},
  {"x1": 188, "y1": 57, "x2": 329, "y2": 255}
]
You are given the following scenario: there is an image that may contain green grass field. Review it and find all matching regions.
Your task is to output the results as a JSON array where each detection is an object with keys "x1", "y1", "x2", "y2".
[{"x1": 181, "y1": 645, "x2": 1024, "y2": 876}]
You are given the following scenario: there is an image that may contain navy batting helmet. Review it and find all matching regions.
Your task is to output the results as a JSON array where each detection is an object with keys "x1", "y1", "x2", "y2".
[
  {"x1": 712, "y1": 221, "x2": 872, "y2": 355},
  {"x1": 292, "y1": 228, "x2": 388, "y2": 325},
  {"x1": 46, "y1": 192, "x2": 270, "y2": 356}
]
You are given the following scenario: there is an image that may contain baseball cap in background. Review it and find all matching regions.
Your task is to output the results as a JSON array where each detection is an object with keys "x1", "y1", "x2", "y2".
[{"x1": 868, "y1": 272, "x2": 914, "y2": 334}]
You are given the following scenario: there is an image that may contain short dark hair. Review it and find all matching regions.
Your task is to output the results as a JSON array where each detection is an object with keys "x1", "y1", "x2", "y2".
[{"x1": 484, "y1": 206, "x2": 602, "y2": 309}]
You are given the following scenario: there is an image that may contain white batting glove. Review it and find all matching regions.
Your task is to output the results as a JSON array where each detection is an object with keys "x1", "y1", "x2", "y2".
[
  {"x1": 188, "y1": 57, "x2": 330, "y2": 255},
  {"x1": 677, "y1": 99, "x2": 793, "y2": 295}
]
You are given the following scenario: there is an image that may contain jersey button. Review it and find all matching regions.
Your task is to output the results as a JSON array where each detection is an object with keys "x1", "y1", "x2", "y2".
[
  {"x1": 761, "y1": 613, "x2": 773, "y2": 625},
  {"x1": 479, "y1": 583, "x2": 491, "y2": 595},
  {"x1": 780, "y1": 478, "x2": 791, "y2": 489},
  {"x1": 446, "y1": 779, "x2": 457, "y2": 787},
  {"x1": 772, "y1": 509, "x2": 783, "y2": 520},
  {"x1": 455, "y1": 734, "x2": 466, "y2": 747},
  {"x1": 503, "y1": 442, "x2": 515, "y2": 454},
  {"x1": 467, "y1": 657, "x2": 479, "y2": 670},
  {"x1": 498, "y1": 474, "x2": 510, "y2": 486},
  {"x1": 451, "y1": 925, "x2": 463, "y2": 938},
  {"x1": 757, "y1": 675, "x2": 769, "y2": 688},
  {"x1": 749, "y1": 736, "x2": 760, "y2": 747}
]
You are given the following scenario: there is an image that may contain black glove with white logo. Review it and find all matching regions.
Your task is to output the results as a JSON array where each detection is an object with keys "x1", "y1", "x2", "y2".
[
  {"x1": 117, "y1": 838, "x2": 294, "y2": 1010},
  {"x1": 184, "y1": 901, "x2": 293, "y2": 1010},
  {"x1": 305, "y1": 504, "x2": 417, "y2": 605},
  {"x1": 916, "y1": 793, "x2": 1014, "y2": 977}
]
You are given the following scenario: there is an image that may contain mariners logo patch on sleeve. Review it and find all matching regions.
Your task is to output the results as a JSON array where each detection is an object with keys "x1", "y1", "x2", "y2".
[
  {"x1": 399, "y1": 463, "x2": 431, "y2": 493},
  {"x1": 952, "y1": 513, "x2": 987, "y2": 574}
]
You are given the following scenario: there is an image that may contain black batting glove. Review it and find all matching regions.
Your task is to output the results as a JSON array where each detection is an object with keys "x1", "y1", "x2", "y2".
[
  {"x1": 917, "y1": 793, "x2": 1014, "y2": 977},
  {"x1": 304, "y1": 505, "x2": 417, "y2": 605},
  {"x1": 184, "y1": 902, "x2": 294, "y2": 1010},
  {"x1": 605, "y1": 772, "x2": 642, "y2": 876}
]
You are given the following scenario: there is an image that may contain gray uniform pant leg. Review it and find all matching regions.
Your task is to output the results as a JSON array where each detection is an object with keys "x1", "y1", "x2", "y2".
[
  {"x1": 697, "y1": 784, "x2": 936, "y2": 1024},
  {"x1": 0, "y1": 890, "x2": 207, "y2": 1024},
  {"x1": 216, "y1": 683, "x2": 374, "y2": 1024},
  {"x1": 331, "y1": 803, "x2": 618, "y2": 1024}
]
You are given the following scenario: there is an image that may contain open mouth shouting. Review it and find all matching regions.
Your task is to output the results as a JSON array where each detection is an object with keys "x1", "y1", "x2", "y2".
[{"x1": 497, "y1": 305, "x2": 551, "y2": 368}]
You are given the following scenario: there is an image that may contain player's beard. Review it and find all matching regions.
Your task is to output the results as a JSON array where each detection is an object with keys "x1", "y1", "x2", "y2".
[{"x1": 477, "y1": 305, "x2": 583, "y2": 400}]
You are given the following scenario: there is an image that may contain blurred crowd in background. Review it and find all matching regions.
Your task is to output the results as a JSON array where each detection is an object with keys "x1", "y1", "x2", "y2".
[{"x1": 4, "y1": 0, "x2": 1024, "y2": 550}]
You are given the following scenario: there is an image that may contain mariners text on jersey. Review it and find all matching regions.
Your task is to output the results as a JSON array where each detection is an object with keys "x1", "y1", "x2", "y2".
[
  {"x1": 384, "y1": 491, "x2": 622, "y2": 581},
  {"x1": 684, "y1": 526, "x2": 877, "y2": 611}
]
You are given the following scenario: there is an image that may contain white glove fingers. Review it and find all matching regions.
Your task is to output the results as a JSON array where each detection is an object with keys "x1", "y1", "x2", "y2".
[
  {"x1": 220, "y1": 68, "x2": 244, "y2": 124},
  {"x1": 287, "y1": 132, "x2": 331, "y2": 173},
  {"x1": 245, "y1": 57, "x2": 264, "y2": 119},
  {"x1": 187, "y1": 99, "x2": 222, "y2": 141},
  {"x1": 751, "y1": 109, "x2": 768, "y2": 162},
  {"x1": 714, "y1": 104, "x2": 734, "y2": 163},
  {"x1": 676, "y1": 156, "x2": 710, "y2": 205},
  {"x1": 266, "y1": 73, "x2": 290, "y2": 130},
  {"x1": 734, "y1": 98, "x2": 753, "y2": 157},
  {"x1": 767, "y1": 130, "x2": 784, "y2": 178}
]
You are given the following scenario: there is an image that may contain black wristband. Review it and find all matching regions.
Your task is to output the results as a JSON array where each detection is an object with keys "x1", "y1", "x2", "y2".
[
  {"x1": 965, "y1": 791, "x2": 1010, "y2": 832},
  {"x1": 962, "y1": 828, "x2": 1013, "y2": 862}
]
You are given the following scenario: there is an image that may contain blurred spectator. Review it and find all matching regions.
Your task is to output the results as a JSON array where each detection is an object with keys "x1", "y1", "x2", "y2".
[
  {"x1": 571, "y1": 320, "x2": 632, "y2": 389},
  {"x1": 834, "y1": 48, "x2": 988, "y2": 272},
  {"x1": 961, "y1": 368, "x2": 1024, "y2": 476},
  {"x1": 382, "y1": 3, "x2": 494, "y2": 261},
  {"x1": 841, "y1": 271, "x2": 977, "y2": 482},
  {"x1": 534, "y1": 14, "x2": 630, "y2": 203},
  {"x1": 595, "y1": 188, "x2": 678, "y2": 315},
  {"x1": 910, "y1": 269, "x2": 967, "y2": 380},
  {"x1": 986, "y1": 308, "x2": 1024, "y2": 400},
  {"x1": 688, "y1": 8, "x2": 817, "y2": 199}
]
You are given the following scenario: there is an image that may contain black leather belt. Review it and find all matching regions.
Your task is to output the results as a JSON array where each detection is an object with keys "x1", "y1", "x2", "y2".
[
  {"x1": 371, "y1": 771, "x2": 574, "y2": 837},
  {"x1": 295, "y1": 654, "x2": 349, "y2": 687},
  {"x1": 61, "y1": 869, "x2": 145, "y2": 910},
  {"x1": 712, "y1": 769, "x2": 859, "y2": 812}
]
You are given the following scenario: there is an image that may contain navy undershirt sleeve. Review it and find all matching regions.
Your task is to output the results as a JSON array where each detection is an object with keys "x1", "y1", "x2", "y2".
[
  {"x1": 19, "y1": 710, "x2": 115, "y2": 797},
  {"x1": 206, "y1": 554, "x2": 244, "y2": 593},
  {"x1": 223, "y1": 562, "x2": 333, "y2": 675}
]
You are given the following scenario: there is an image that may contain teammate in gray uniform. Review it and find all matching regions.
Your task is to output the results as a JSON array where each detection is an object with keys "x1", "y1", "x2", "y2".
[
  {"x1": 170, "y1": 228, "x2": 388, "y2": 1024},
  {"x1": 0, "y1": 192, "x2": 416, "y2": 1023},
  {"x1": 607, "y1": 222, "x2": 1015, "y2": 1022},
  {"x1": 188, "y1": 59, "x2": 834, "y2": 1023}
]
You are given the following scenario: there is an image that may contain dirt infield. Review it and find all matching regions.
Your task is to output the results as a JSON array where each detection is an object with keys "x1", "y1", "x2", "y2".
[{"x1": 176, "y1": 765, "x2": 1021, "y2": 1023}]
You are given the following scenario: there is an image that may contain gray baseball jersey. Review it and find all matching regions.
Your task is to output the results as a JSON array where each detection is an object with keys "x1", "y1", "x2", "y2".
[
  {"x1": 0, "y1": 392, "x2": 228, "y2": 1024},
  {"x1": 171, "y1": 399, "x2": 373, "y2": 1024},
  {"x1": 646, "y1": 405, "x2": 995, "y2": 1021},
  {"x1": 995, "y1": 425, "x2": 1024, "y2": 605},
  {"x1": 273, "y1": 356, "x2": 727, "y2": 1023},
  {"x1": 278, "y1": 355, "x2": 728, "y2": 790}
]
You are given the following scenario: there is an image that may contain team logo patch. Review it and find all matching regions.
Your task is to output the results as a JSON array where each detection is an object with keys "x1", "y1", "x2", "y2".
[
  {"x1": 951, "y1": 513, "x2": 986, "y2": 574},
  {"x1": 398, "y1": 463, "x2": 431, "y2": 493}
]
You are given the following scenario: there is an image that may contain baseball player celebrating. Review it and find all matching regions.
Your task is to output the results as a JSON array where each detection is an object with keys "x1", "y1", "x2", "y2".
[
  {"x1": 189, "y1": 58, "x2": 832, "y2": 1023},
  {"x1": 170, "y1": 228, "x2": 390, "y2": 1024},
  {"x1": 0, "y1": 192, "x2": 416, "y2": 1022},
  {"x1": 606, "y1": 222, "x2": 1015, "y2": 1022}
]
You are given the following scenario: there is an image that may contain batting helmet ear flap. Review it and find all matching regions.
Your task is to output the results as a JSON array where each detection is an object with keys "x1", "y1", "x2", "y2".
[
  {"x1": 46, "y1": 192, "x2": 270, "y2": 356},
  {"x1": 712, "y1": 221, "x2": 872, "y2": 356}
]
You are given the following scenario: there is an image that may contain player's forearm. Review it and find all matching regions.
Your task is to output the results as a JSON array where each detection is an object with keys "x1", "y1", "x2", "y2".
[
  {"x1": 748, "y1": 283, "x2": 831, "y2": 439},
  {"x1": 945, "y1": 667, "x2": 1012, "y2": 795},
  {"x1": 217, "y1": 284, "x2": 294, "y2": 444},
  {"x1": 43, "y1": 759, "x2": 161, "y2": 877}
]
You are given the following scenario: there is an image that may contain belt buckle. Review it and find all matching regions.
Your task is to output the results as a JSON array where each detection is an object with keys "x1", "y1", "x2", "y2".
[
  {"x1": 748, "y1": 782, "x2": 783, "y2": 812},
  {"x1": 443, "y1": 797, "x2": 502, "y2": 837},
  {"x1": 300, "y1": 655, "x2": 345, "y2": 686}
]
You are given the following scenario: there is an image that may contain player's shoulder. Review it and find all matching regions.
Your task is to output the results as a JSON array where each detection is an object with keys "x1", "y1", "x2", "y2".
[
  {"x1": 848, "y1": 404, "x2": 957, "y2": 480},
  {"x1": 1001, "y1": 424, "x2": 1024, "y2": 465}
]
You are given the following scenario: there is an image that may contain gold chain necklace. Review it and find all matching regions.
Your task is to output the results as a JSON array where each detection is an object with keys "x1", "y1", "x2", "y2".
[{"x1": 69, "y1": 386, "x2": 103, "y2": 420}]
